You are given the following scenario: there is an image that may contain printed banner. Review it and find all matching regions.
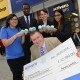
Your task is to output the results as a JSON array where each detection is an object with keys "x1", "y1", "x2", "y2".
[
  {"x1": 0, "y1": 0, "x2": 12, "y2": 19},
  {"x1": 11, "y1": 0, "x2": 43, "y2": 13},
  {"x1": 48, "y1": 1, "x2": 76, "y2": 16}
]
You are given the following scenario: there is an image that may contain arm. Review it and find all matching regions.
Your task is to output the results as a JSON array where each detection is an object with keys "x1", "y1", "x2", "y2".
[
  {"x1": 30, "y1": 48, "x2": 34, "y2": 61},
  {"x1": 31, "y1": 54, "x2": 34, "y2": 62},
  {"x1": 21, "y1": 34, "x2": 25, "y2": 44},
  {"x1": 52, "y1": 37, "x2": 61, "y2": 46},
  {"x1": 2, "y1": 32, "x2": 24, "y2": 47},
  {"x1": 56, "y1": 21, "x2": 72, "y2": 37}
]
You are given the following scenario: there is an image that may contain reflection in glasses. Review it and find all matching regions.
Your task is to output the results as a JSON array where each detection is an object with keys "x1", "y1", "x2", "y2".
[
  {"x1": 54, "y1": 14, "x2": 61, "y2": 17},
  {"x1": 10, "y1": 18, "x2": 18, "y2": 21}
]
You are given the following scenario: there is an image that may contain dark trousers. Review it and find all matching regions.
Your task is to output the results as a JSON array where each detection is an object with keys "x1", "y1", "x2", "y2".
[
  {"x1": 23, "y1": 40, "x2": 33, "y2": 63},
  {"x1": 7, "y1": 56, "x2": 26, "y2": 80},
  {"x1": 0, "y1": 46, "x2": 5, "y2": 55}
]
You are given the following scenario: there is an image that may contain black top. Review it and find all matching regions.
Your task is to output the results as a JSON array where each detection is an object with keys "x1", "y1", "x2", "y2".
[{"x1": 53, "y1": 19, "x2": 73, "y2": 42}]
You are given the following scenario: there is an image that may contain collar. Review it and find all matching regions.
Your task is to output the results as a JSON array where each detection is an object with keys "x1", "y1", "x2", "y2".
[
  {"x1": 24, "y1": 15, "x2": 30, "y2": 23},
  {"x1": 39, "y1": 41, "x2": 46, "y2": 48}
]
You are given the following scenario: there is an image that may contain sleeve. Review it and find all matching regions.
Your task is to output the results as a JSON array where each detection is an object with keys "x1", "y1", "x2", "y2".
[
  {"x1": 56, "y1": 20, "x2": 72, "y2": 37},
  {"x1": 1, "y1": 27, "x2": 8, "y2": 39},
  {"x1": 56, "y1": 37, "x2": 61, "y2": 45},
  {"x1": 52, "y1": 37, "x2": 61, "y2": 47}
]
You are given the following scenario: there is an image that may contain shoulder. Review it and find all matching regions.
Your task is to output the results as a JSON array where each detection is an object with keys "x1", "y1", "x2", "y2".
[
  {"x1": 47, "y1": 20, "x2": 53, "y2": 25},
  {"x1": 18, "y1": 16, "x2": 24, "y2": 20},
  {"x1": 63, "y1": 18, "x2": 71, "y2": 24},
  {"x1": 19, "y1": 16, "x2": 24, "y2": 19},
  {"x1": 0, "y1": 26, "x2": 8, "y2": 39},
  {"x1": 44, "y1": 37, "x2": 61, "y2": 45},
  {"x1": 1, "y1": 26, "x2": 7, "y2": 31},
  {"x1": 31, "y1": 18, "x2": 37, "y2": 21},
  {"x1": 30, "y1": 44, "x2": 37, "y2": 50},
  {"x1": 17, "y1": 27, "x2": 22, "y2": 31},
  {"x1": 44, "y1": 37, "x2": 59, "y2": 41},
  {"x1": 30, "y1": 45, "x2": 38, "y2": 55},
  {"x1": 1, "y1": 26, "x2": 7, "y2": 29},
  {"x1": 30, "y1": 14, "x2": 37, "y2": 20},
  {"x1": 30, "y1": 45, "x2": 34, "y2": 50},
  {"x1": 37, "y1": 20, "x2": 43, "y2": 25}
]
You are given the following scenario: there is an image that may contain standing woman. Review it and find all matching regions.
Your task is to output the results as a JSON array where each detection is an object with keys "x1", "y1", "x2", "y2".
[
  {"x1": 37, "y1": 9, "x2": 53, "y2": 37},
  {"x1": 52, "y1": 9, "x2": 72, "y2": 42},
  {"x1": 1, "y1": 14, "x2": 26, "y2": 80}
]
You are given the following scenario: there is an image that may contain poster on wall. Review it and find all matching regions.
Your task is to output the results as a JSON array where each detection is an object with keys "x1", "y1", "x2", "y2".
[
  {"x1": 10, "y1": 0, "x2": 43, "y2": 13},
  {"x1": 48, "y1": 0, "x2": 76, "y2": 17},
  {"x1": 0, "y1": 0, "x2": 12, "y2": 19},
  {"x1": 24, "y1": 38, "x2": 80, "y2": 80}
]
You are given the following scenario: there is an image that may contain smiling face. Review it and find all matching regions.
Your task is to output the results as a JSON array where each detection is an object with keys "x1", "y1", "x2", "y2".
[
  {"x1": 22, "y1": 4, "x2": 30, "y2": 16},
  {"x1": 30, "y1": 32, "x2": 44, "y2": 46},
  {"x1": 54, "y1": 11, "x2": 62, "y2": 22},
  {"x1": 40, "y1": 11, "x2": 48, "y2": 21},
  {"x1": 9, "y1": 16, "x2": 18, "y2": 27}
]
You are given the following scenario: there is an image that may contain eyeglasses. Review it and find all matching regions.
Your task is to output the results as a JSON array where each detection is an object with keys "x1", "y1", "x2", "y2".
[
  {"x1": 10, "y1": 18, "x2": 18, "y2": 21},
  {"x1": 54, "y1": 14, "x2": 61, "y2": 17}
]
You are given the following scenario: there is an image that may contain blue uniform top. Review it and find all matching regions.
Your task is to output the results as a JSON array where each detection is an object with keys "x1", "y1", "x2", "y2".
[{"x1": 1, "y1": 26, "x2": 24, "y2": 59}]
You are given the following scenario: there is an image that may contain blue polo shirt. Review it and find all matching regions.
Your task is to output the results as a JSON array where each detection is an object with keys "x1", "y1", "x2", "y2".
[{"x1": 1, "y1": 26, "x2": 24, "y2": 59}]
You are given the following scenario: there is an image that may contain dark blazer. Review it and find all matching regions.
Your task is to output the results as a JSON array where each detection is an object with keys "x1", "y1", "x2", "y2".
[
  {"x1": 18, "y1": 14, "x2": 37, "y2": 63},
  {"x1": 37, "y1": 19, "x2": 53, "y2": 37},
  {"x1": 37, "y1": 19, "x2": 53, "y2": 26},
  {"x1": 19, "y1": 14, "x2": 37, "y2": 29},
  {"x1": 53, "y1": 19, "x2": 73, "y2": 42}
]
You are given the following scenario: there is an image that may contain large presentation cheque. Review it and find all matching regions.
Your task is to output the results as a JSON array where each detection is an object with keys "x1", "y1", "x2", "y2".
[{"x1": 24, "y1": 38, "x2": 80, "y2": 80}]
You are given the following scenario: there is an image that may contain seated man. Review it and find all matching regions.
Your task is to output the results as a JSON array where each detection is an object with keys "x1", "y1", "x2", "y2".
[{"x1": 30, "y1": 31, "x2": 61, "y2": 61}]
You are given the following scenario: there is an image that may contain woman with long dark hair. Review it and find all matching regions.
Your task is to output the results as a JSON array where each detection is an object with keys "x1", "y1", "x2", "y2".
[
  {"x1": 52, "y1": 9, "x2": 72, "y2": 42},
  {"x1": 1, "y1": 14, "x2": 26, "y2": 80}
]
